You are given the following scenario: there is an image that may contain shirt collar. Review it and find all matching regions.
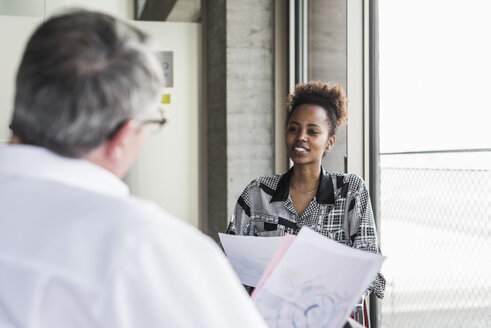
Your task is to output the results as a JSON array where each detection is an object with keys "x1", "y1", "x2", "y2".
[
  {"x1": 270, "y1": 166, "x2": 335, "y2": 205},
  {"x1": 0, "y1": 144, "x2": 129, "y2": 198}
]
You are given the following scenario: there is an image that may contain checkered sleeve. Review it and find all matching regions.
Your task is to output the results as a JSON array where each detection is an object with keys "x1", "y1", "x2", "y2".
[
  {"x1": 226, "y1": 181, "x2": 254, "y2": 236},
  {"x1": 350, "y1": 177, "x2": 386, "y2": 299}
]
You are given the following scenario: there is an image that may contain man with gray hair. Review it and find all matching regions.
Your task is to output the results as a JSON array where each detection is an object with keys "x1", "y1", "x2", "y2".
[{"x1": 0, "y1": 10, "x2": 267, "y2": 327}]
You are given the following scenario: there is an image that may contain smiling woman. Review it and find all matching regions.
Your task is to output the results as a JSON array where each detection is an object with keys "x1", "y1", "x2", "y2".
[
  {"x1": 226, "y1": 81, "x2": 386, "y2": 299},
  {"x1": 286, "y1": 104, "x2": 334, "y2": 168}
]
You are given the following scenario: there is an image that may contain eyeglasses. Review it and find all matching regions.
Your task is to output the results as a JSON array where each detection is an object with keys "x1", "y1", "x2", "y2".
[
  {"x1": 141, "y1": 107, "x2": 167, "y2": 134},
  {"x1": 141, "y1": 117, "x2": 167, "y2": 128},
  {"x1": 106, "y1": 108, "x2": 167, "y2": 139}
]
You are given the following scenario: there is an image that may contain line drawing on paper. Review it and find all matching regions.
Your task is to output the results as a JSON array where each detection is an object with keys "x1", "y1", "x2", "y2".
[{"x1": 255, "y1": 278, "x2": 353, "y2": 328}]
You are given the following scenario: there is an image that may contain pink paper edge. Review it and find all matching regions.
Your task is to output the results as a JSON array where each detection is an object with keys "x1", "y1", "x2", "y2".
[{"x1": 251, "y1": 233, "x2": 296, "y2": 299}]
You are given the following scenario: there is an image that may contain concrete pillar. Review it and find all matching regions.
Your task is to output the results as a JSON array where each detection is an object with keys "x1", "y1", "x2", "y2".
[{"x1": 202, "y1": 0, "x2": 274, "y2": 240}]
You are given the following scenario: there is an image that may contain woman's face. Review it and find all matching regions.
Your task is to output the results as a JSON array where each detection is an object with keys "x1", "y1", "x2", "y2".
[{"x1": 285, "y1": 104, "x2": 335, "y2": 166}]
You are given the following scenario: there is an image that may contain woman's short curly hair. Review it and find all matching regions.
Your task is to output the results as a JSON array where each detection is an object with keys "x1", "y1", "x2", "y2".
[{"x1": 286, "y1": 81, "x2": 348, "y2": 137}]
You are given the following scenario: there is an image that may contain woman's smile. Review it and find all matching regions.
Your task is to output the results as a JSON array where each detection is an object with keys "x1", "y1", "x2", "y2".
[
  {"x1": 285, "y1": 104, "x2": 333, "y2": 166},
  {"x1": 293, "y1": 145, "x2": 309, "y2": 154}
]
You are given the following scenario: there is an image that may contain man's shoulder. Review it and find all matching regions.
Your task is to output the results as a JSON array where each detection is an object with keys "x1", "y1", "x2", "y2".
[
  {"x1": 71, "y1": 194, "x2": 219, "y2": 284},
  {"x1": 104, "y1": 195, "x2": 209, "y2": 245}
]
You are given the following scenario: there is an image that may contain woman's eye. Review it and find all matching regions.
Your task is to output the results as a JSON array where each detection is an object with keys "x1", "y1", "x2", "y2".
[
  {"x1": 287, "y1": 126, "x2": 297, "y2": 132},
  {"x1": 308, "y1": 130, "x2": 319, "y2": 135}
]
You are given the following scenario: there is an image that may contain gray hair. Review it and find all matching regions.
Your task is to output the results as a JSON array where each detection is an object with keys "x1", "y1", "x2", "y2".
[{"x1": 10, "y1": 10, "x2": 163, "y2": 157}]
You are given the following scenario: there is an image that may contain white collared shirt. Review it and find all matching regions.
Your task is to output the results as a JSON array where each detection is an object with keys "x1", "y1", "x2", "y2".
[{"x1": 0, "y1": 145, "x2": 267, "y2": 328}]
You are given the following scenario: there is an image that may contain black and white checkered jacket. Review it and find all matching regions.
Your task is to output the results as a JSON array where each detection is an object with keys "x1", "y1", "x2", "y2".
[{"x1": 226, "y1": 166, "x2": 386, "y2": 299}]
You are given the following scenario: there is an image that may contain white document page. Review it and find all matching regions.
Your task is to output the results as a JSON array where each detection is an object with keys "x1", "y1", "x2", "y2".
[
  {"x1": 253, "y1": 227, "x2": 385, "y2": 328},
  {"x1": 218, "y1": 233, "x2": 285, "y2": 287}
]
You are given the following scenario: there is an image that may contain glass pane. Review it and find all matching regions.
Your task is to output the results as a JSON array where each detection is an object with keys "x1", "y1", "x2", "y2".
[
  {"x1": 379, "y1": 0, "x2": 491, "y2": 153},
  {"x1": 379, "y1": 1, "x2": 491, "y2": 327}
]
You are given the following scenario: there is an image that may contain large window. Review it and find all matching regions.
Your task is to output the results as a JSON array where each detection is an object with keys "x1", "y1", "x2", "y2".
[{"x1": 378, "y1": 1, "x2": 491, "y2": 327}]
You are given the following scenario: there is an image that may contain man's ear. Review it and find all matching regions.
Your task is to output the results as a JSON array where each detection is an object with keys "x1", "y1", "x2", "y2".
[
  {"x1": 9, "y1": 134, "x2": 21, "y2": 144},
  {"x1": 326, "y1": 135, "x2": 336, "y2": 151},
  {"x1": 105, "y1": 120, "x2": 135, "y2": 163}
]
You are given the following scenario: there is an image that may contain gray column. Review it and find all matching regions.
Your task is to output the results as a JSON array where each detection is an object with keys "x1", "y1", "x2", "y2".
[{"x1": 203, "y1": 0, "x2": 275, "y2": 240}]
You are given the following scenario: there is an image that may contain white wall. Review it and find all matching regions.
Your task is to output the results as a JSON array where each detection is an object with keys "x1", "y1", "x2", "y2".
[
  {"x1": 53, "y1": 0, "x2": 134, "y2": 19},
  {"x1": 0, "y1": 16, "x2": 42, "y2": 144},
  {"x1": 126, "y1": 21, "x2": 200, "y2": 227},
  {"x1": 0, "y1": 0, "x2": 133, "y2": 144},
  {"x1": 0, "y1": 0, "x2": 44, "y2": 16},
  {"x1": 0, "y1": 3, "x2": 202, "y2": 228}
]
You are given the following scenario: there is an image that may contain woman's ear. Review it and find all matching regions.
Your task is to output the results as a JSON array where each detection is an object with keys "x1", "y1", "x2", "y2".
[{"x1": 325, "y1": 135, "x2": 336, "y2": 151}]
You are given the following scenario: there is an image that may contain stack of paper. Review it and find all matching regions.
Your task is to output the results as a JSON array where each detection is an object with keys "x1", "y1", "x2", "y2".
[{"x1": 219, "y1": 227, "x2": 385, "y2": 328}]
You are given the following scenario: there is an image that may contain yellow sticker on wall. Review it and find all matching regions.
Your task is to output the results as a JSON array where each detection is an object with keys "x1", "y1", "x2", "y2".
[{"x1": 161, "y1": 94, "x2": 171, "y2": 104}]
